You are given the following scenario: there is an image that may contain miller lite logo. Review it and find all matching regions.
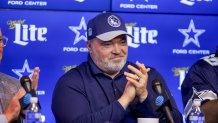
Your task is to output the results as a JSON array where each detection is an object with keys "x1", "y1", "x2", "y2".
[
  {"x1": 126, "y1": 23, "x2": 158, "y2": 48},
  {"x1": 13, "y1": 24, "x2": 47, "y2": 46}
]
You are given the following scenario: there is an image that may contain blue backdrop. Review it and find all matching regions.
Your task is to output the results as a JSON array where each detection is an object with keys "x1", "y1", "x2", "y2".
[{"x1": 0, "y1": 0, "x2": 217, "y2": 122}]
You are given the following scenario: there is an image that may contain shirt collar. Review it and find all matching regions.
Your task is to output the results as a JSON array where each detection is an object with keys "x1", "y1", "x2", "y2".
[{"x1": 88, "y1": 55, "x2": 103, "y2": 75}]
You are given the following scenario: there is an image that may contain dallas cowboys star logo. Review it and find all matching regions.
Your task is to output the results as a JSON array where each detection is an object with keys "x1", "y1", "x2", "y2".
[
  {"x1": 178, "y1": 19, "x2": 205, "y2": 48},
  {"x1": 74, "y1": 0, "x2": 85, "y2": 2},
  {"x1": 12, "y1": 59, "x2": 34, "y2": 79},
  {"x1": 180, "y1": 0, "x2": 195, "y2": 6},
  {"x1": 193, "y1": 87, "x2": 217, "y2": 100},
  {"x1": 69, "y1": 16, "x2": 87, "y2": 45}
]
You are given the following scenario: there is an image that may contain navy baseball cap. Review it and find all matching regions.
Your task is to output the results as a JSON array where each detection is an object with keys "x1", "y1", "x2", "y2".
[{"x1": 87, "y1": 12, "x2": 133, "y2": 41}]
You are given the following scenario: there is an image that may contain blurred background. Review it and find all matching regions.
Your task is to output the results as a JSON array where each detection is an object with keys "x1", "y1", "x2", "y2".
[{"x1": 0, "y1": 0, "x2": 217, "y2": 122}]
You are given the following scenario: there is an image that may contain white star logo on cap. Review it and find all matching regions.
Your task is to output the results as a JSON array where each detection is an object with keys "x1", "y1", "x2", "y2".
[
  {"x1": 108, "y1": 15, "x2": 121, "y2": 27},
  {"x1": 69, "y1": 16, "x2": 87, "y2": 45}
]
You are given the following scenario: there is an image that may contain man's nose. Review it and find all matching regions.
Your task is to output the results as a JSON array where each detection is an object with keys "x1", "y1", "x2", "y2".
[{"x1": 112, "y1": 44, "x2": 121, "y2": 54}]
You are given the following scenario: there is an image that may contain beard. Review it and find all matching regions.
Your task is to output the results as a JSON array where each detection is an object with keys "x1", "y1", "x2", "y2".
[{"x1": 92, "y1": 54, "x2": 127, "y2": 74}]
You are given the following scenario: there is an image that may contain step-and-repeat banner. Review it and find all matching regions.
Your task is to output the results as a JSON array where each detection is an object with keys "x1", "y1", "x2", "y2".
[
  {"x1": 0, "y1": 0, "x2": 110, "y2": 11},
  {"x1": 0, "y1": 0, "x2": 217, "y2": 122},
  {"x1": 112, "y1": 0, "x2": 218, "y2": 14},
  {"x1": 1, "y1": 0, "x2": 218, "y2": 14}
]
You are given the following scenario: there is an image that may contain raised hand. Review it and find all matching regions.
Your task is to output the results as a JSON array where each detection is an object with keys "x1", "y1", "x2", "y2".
[
  {"x1": 31, "y1": 67, "x2": 40, "y2": 91},
  {"x1": 3, "y1": 88, "x2": 26, "y2": 122},
  {"x1": 118, "y1": 81, "x2": 136, "y2": 109},
  {"x1": 124, "y1": 62, "x2": 150, "y2": 102}
]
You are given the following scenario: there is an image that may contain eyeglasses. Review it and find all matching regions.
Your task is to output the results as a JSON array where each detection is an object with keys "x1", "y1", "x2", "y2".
[{"x1": 0, "y1": 36, "x2": 8, "y2": 47}]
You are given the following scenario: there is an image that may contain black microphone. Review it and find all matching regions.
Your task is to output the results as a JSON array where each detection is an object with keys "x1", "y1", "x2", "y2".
[
  {"x1": 19, "y1": 76, "x2": 36, "y2": 109},
  {"x1": 20, "y1": 76, "x2": 32, "y2": 92},
  {"x1": 152, "y1": 79, "x2": 175, "y2": 123}
]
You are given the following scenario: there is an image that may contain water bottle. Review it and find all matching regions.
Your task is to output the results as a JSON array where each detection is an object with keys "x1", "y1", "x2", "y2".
[
  {"x1": 25, "y1": 97, "x2": 41, "y2": 123},
  {"x1": 189, "y1": 99, "x2": 205, "y2": 123}
]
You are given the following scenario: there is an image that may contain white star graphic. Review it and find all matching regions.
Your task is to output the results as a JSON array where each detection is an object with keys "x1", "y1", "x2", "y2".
[
  {"x1": 12, "y1": 59, "x2": 34, "y2": 79},
  {"x1": 74, "y1": 0, "x2": 85, "y2": 2},
  {"x1": 178, "y1": 19, "x2": 205, "y2": 48},
  {"x1": 69, "y1": 16, "x2": 87, "y2": 45}
]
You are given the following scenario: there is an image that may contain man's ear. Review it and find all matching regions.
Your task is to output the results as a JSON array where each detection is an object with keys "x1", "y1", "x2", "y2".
[{"x1": 86, "y1": 40, "x2": 92, "y2": 54}]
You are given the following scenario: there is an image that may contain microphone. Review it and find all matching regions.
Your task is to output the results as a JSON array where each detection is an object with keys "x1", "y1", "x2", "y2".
[
  {"x1": 19, "y1": 76, "x2": 36, "y2": 109},
  {"x1": 152, "y1": 79, "x2": 175, "y2": 123},
  {"x1": 20, "y1": 76, "x2": 32, "y2": 92}
]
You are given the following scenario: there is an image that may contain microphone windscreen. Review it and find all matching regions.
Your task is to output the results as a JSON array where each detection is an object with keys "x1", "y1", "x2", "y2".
[
  {"x1": 19, "y1": 91, "x2": 38, "y2": 110},
  {"x1": 153, "y1": 94, "x2": 170, "y2": 112},
  {"x1": 20, "y1": 76, "x2": 32, "y2": 92},
  {"x1": 19, "y1": 76, "x2": 37, "y2": 110},
  {"x1": 152, "y1": 80, "x2": 172, "y2": 112},
  {"x1": 19, "y1": 93, "x2": 32, "y2": 109},
  {"x1": 152, "y1": 79, "x2": 162, "y2": 94}
]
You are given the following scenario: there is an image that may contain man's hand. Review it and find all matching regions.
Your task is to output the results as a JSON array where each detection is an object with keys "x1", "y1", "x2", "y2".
[
  {"x1": 118, "y1": 81, "x2": 136, "y2": 109},
  {"x1": 31, "y1": 67, "x2": 40, "y2": 91},
  {"x1": 124, "y1": 62, "x2": 150, "y2": 102},
  {"x1": 3, "y1": 88, "x2": 26, "y2": 122}
]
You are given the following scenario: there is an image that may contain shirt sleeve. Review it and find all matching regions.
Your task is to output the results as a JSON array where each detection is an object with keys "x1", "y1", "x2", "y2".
[
  {"x1": 52, "y1": 72, "x2": 126, "y2": 123},
  {"x1": 0, "y1": 114, "x2": 8, "y2": 123},
  {"x1": 73, "y1": 101, "x2": 126, "y2": 123}
]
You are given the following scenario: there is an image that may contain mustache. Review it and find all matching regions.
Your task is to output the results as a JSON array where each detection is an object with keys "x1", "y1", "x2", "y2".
[{"x1": 109, "y1": 54, "x2": 125, "y2": 59}]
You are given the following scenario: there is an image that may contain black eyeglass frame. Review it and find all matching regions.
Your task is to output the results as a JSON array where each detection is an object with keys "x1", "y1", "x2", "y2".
[{"x1": 0, "y1": 36, "x2": 8, "y2": 47}]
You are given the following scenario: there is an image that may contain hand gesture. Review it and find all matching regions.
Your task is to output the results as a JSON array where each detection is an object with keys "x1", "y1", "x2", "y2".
[
  {"x1": 3, "y1": 88, "x2": 26, "y2": 122},
  {"x1": 118, "y1": 81, "x2": 136, "y2": 109},
  {"x1": 31, "y1": 67, "x2": 40, "y2": 91},
  {"x1": 124, "y1": 62, "x2": 150, "y2": 102}
]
